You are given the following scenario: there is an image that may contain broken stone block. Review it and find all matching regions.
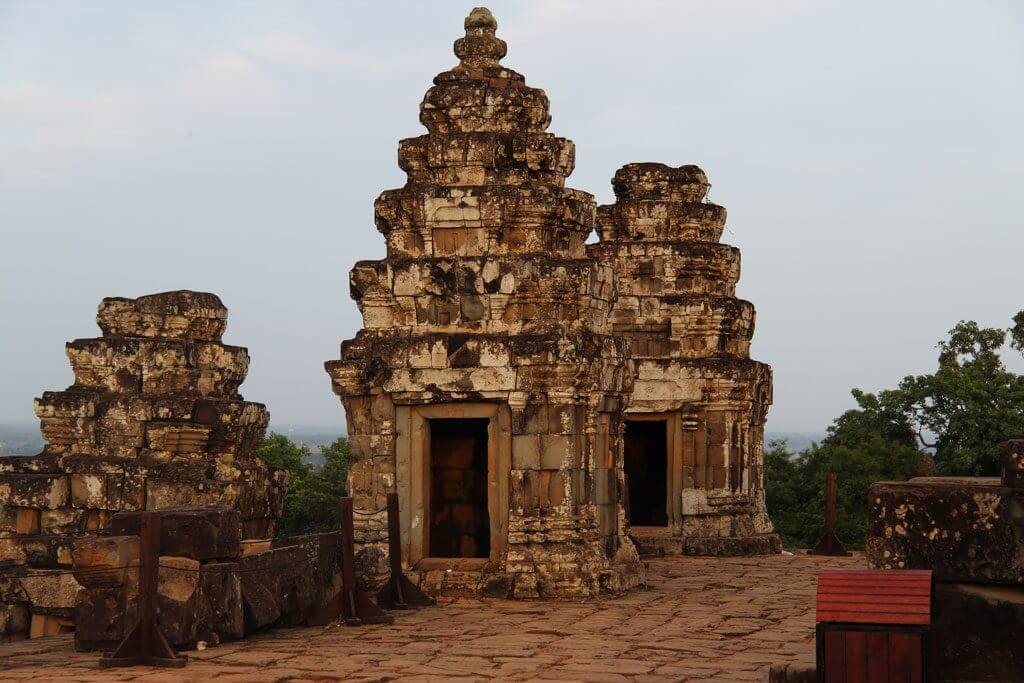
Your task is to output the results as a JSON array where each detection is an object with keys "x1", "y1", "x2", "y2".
[
  {"x1": 29, "y1": 613, "x2": 73, "y2": 638},
  {"x1": 97, "y1": 291, "x2": 228, "y2": 342},
  {"x1": 71, "y1": 535, "x2": 139, "y2": 588},
  {"x1": 867, "y1": 478, "x2": 1024, "y2": 584},
  {"x1": 0, "y1": 507, "x2": 40, "y2": 536},
  {"x1": 19, "y1": 570, "x2": 82, "y2": 611},
  {"x1": 240, "y1": 573, "x2": 279, "y2": 633},
  {"x1": 239, "y1": 546, "x2": 316, "y2": 631},
  {"x1": 241, "y1": 539, "x2": 272, "y2": 556},
  {"x1": 40, "y1": 508, "x2": 84, "y2": 535},
  {"x1": 69, "y1": 473, "x2": 125, "y2": 510},
  {"x1": 0, "y1": 474, "x2": 68, "y2": 509},
  {"x1": 156, "y1": 556, "x2": 201, "y2": 647},
  {"x1": 74, "y1": 586, "x2": 126, "y2": 651},
  {"x1": 15, "y1": 535, "x2": 74, "y2": 567},
  {"x1": 0, "y1": 538, "x2": 26, "y2": 564},
  {"x1": 108, "y1": 507, "x2": 241, "y2": 562},
  {"x1": 0, "y1": 574, "x2": 27, "y2": 605},
  {"x1": 197, "y1": 562, "x2": 243, "y2": 642},
  {"x1": 0, "y1": 603, "x2": 30, "y2": 636}
]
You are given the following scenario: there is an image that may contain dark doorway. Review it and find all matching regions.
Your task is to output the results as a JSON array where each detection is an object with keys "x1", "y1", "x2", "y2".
[
  {"x1": 624, "y1": 420, "x2": 668, "y2": 526},
  {"x1": 428, "y1": 418, "x2": 490, "y2": 558}
]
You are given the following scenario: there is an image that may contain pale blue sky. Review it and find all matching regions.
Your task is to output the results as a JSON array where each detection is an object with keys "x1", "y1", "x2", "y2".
[{"x1": 1, "y1": 1, "x2": 1022, "y2": 431}]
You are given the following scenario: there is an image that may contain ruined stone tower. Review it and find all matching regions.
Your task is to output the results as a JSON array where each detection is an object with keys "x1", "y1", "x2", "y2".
[
  {"x1": 590, "y1": 164, "x2": 779, "y2": 555},
  {"x1": 0, "y1": 291, "x2": 285, "y2": 638},
  {"x1": 326, "y1": 8, "x2": 643, "y2": 597}
]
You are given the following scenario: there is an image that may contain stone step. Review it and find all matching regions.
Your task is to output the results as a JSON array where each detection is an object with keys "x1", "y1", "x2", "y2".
[{"x1": 631, "y1": 532, "x2": 781, "y2": 558}]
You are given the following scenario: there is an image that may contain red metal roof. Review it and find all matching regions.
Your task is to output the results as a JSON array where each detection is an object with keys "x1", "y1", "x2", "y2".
[{"x1": 816, "y1": 569, "x2": 932, "y2": 626}]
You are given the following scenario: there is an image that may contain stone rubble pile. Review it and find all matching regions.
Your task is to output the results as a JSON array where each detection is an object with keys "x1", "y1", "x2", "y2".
[{"x1": 72, "y1": 507, "x2": 343, "y2": 650}]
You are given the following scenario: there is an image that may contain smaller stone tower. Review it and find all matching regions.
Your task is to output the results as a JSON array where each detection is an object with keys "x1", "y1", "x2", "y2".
[
  {"x1": 0, "y1": 291, "x2": 285, "y2": 639},
  {"x1": 590, "y1": 164, "x2": 779, "y2": 555}
]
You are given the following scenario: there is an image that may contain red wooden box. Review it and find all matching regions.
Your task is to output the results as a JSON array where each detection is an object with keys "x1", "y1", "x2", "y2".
[{"x1": 816, "y1": 569, "x2": 932, "y2": 683}]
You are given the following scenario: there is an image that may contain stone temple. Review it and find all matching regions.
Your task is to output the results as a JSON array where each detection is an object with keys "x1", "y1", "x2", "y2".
[
  {"x1": 325, "y1": 7, "x2": 641, "y2": 599},
  {"x1": 590, "y1": 164, "x2": 778, "y2": 556},
  {"x1": 327, "y1": 8, "x2": 777, "y2": 598}
]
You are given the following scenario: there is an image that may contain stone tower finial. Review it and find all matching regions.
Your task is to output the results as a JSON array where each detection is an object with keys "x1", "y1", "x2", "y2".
[{"x1": 454, "y1": 7, "x2": 506, "y2": 68}]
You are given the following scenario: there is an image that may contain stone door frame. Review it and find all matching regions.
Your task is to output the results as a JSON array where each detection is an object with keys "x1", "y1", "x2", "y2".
[
  {"x1": 624, "y1": 411, "x2": 683, "y2": 535},
  {"x1": 395, "y1": 402, "x2": 511, "y2": 568}
]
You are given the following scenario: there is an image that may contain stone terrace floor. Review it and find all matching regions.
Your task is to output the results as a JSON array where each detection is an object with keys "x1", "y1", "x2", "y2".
[{"x1": 0, "y1": 553, "x2": 864, "y2": 682}]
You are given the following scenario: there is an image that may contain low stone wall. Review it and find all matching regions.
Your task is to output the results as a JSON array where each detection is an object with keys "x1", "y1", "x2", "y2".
[
  {"x1": 867, "y1": 477, "x2": 1022, "y2": 583},
  {"x1": 73, "y1": 507, "x2": 343, "y2": 651}
]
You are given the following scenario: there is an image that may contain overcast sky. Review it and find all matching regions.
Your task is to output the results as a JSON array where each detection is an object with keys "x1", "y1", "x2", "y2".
[{"x1": 1, "y1": 1, "x2": 1022, "y2": 433}]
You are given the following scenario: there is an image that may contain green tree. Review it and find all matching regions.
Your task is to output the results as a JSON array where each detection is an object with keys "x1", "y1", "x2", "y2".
[
  {"x1": 765, "y1": 312, "x2": 1024, "y2": 548},
  {"x1": 765, "y1": 424, "x2": 920, "y2": 550},
  {"x1": 890, "y1": 317, "x2": 1024, "y2": 475},
  {"x1": 256, "y1": 433, "x2": 351, "y2": 535},
  {"x1": 256, "y1": 432, "x2": 311, "y2": 475}
]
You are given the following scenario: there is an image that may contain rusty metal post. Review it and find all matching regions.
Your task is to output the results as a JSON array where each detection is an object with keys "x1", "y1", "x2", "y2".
[
  {"x1": 809, "y1": 473, "x2": 851, "y2": 556},
  {"x1": 100, "y1": 511, "x2": 187, "y2": 668},
  {"x1": 377, "y1": 492, "x2": 435, "y2": 610}
]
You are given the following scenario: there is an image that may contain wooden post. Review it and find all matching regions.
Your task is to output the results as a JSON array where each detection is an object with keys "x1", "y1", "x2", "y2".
[
  {"x1": 809, "y1": 473, "x2": 851, "y2": 556},
  {"x1": 310, "y1": 497, "x2": 393, "y2": 626},
  {"x1": 377, "y1": 492, "x2": 435, "y2": 610},
  {"x1": 100, "y1": 511, "x2": 187, "y2": 668}
]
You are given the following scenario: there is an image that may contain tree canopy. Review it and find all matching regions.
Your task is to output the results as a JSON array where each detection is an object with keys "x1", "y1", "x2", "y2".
[{"x1": 256, "y1": 432, "x2": 350, "y2": 535}]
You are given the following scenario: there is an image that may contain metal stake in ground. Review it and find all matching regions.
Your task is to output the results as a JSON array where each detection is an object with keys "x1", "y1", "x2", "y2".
[
  {"x1": 99, "y1": 510, "x2": 187, "y2": 668},
  {"x1": 377, "y1": 492, "x2": 436, "y2": 610},
  {"x1": 808, "y1": 473, "x2": 852, "y2": 556}
]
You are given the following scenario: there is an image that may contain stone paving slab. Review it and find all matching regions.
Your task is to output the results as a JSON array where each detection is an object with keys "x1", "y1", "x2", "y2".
[{"x1": 0, "y1": 553, "x2": 863, "y2": 682}]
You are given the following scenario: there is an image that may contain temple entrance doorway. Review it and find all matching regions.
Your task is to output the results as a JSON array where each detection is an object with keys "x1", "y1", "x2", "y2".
[
  {"x1": 428, "y1": 418, "x2": 491, "y2": 558},
  {"x1": 624, "y1": 419, "x2": 669, "y2": 527}
]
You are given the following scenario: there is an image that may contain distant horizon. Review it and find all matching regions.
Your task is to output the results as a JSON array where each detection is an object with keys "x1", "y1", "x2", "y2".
[
  {"x1": 0, "y1": 421, "x2": 827, "y2": 458},
  {"x1": 0, "y1": 419, "x2": 828, "y2": 435}
]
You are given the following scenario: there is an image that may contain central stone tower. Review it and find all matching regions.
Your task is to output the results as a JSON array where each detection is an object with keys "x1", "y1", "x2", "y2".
[{"x1": 326, "y1": 8, "x2": 642, "y2": 597}]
